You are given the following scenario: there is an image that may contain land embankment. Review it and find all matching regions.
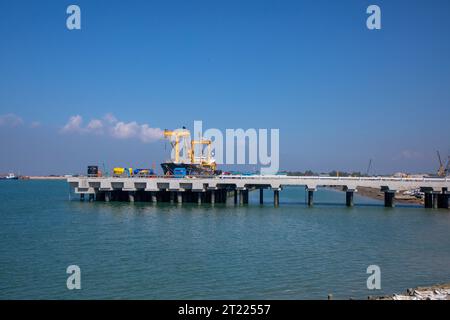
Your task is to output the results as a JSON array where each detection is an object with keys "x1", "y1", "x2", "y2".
[
  {"x1": 27, "y1": 176, "x2": 67, "y2": 180},
  {"x1": 331, "y1": 186, "x2": 423, "y2": 205}
]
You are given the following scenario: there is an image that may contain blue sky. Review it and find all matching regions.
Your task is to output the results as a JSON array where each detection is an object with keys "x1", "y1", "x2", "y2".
[{"x1": 1, "y1": 0, "x2": 450, "y2": 175}]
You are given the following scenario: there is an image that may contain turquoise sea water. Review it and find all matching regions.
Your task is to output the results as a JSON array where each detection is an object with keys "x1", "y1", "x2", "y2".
[{"x1": 0, "y1": 180, "x2": 449, "y2": 299}]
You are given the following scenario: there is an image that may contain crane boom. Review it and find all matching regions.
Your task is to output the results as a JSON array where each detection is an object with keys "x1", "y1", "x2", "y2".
[{"x1": 437, "y1": 150, "x2": 446, "y2": 177}]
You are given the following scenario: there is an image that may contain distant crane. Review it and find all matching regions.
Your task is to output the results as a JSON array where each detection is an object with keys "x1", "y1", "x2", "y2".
[
  {"x1": 436, "y1": 151, "x2": 450, "y2": 177},
  {"x1": 366, "y1": 159, "x2": 372, "y2": 176}
]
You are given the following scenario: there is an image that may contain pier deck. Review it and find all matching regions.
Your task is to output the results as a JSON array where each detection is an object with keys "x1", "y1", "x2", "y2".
[{"x1": 67, "y1": 175, "x2": 450, "y2": 209}]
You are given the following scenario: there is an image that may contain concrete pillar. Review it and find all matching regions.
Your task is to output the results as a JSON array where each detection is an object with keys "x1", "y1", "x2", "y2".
[
  {"x1": 432, "y1": 192, "x2": 439, "y2": 209},
  {"x1": 217, "y1": 190, "x2": 222, "y2": 203},
  {"x1": 346, "y1": 190, "x2": 354, "y2": 207},
  {"x1": 105, "y1": 191, "x2": 111, "y2": 202},
  {"x1": 151, "y1": 192, "x2": 157, "y2": 203},
  {"x1": 243, "y1": 190, "x2": 249, "y2": 204},
  {"x1": 170, "y1": 191, "x2": 175, "y2": 204},
  {"x1": 274, "y1": 190, "x2": 279, "y2": 207},
  {"x1": 80, "y1": 193, "x2": 85, "y2": 201},
  {"x1": 128, "y1": 192, "x2": 135, "y2": 203},
  {"x1": 239, "y1": 190, "x2": 244, "y2": 205},
  {"x1": 177, "y1": 192, "x2": 183, "y2": 204},
  {"x1": 260, "y1": 188, "x2": 264, "y2": 204},
  {"x1": 211, "y1": 190, "x2": 215, "y2": 204},
  {"x1": 89, "y1": 194, "x2": 95, "y2": 202},
  {"x1": 234, "y1": 190, "x2": 238, "y2": 204},
  {"x1": 307, "y1": 189, "x2": 314, "y2": 207},
  {"x1": 424, "y1": 192, "x2": 433, "y2": 208},
  {"x1": 384, "y1": 191, "x2": 395, "y2": 208},
  {"x1": 438, "y1": 190, "x2": 449, "y2": 209},
  {"x1": 197, "y1": 192, "x2": 202, "y2": 205}
]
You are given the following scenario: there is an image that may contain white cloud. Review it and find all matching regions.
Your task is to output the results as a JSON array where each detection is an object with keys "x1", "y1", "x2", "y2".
[
  {"x1": 103, "y1": 113, "x2": 117, "y2": 124},
  {"x1": 111, "y1": 121, "x2": 139, "y2": 139},
  {"x1": 61, "y1": 114, "x2": 163, "y2": 143},
  {"x1": 0, "y1": 113, "x2": 24, "y2": 127},
  {"x1": 140, "y1": 124, "x2": 164, "y2": 142},
  {"x1": 61, "y1": 115, "x2": 84, "y2": 133},
  {"x1": 86, "y1": 119, "x2": 104, "y2": 133}
]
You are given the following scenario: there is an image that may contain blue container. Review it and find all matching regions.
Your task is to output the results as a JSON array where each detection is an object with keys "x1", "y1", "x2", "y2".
[{"x1": 173, "y1": 168, "x2": 187, "y2": 178}]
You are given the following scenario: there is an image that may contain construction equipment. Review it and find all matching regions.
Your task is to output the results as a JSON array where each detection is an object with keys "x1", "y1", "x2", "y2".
[
  {"x1": 133, "y1": 169, "x2": 155, "y2": 176},
  {"x1": 113, "y1": 167, "x2": 133, "y2": 177},
  {"x1": 366, "y1": 159, "x2": 372, "y2": 176},
  {"x1": 163, "y1": 128, "x2": 191, "y2": 163},
  {"x1": 87, "y1": 166, "x2": 98, "y2": 176},
  {"x1": 446, "y1": 156, "x2": 450, "y2": 177},
  {"x1": 437, "y1": 151, "x2": 446, "y2": 177},
  {"x1": 190, "y1": 135, "x2": 217, "y2": 172},
  {"x1": 161, "y1": 127, "x2": 219, "y2": 175},
  {"x1": 436, "y1": 151, "x2": 450, "y2": 177}
]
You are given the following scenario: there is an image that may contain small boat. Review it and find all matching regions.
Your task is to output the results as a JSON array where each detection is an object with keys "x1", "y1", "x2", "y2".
[{"x1": 4, "y1": 173, "x2": 18, "y2": 180}]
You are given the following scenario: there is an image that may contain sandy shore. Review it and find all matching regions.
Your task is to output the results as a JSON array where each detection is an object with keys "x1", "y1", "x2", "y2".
[
  {"x1": 27, "y1": 176, "x2": 67, "y2": 180},
  {"x1": 331, "y1": 186, "x2": 423, "y2": 205}
]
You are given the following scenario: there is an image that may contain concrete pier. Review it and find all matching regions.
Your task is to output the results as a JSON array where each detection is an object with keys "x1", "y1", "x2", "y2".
[
  {"x1": 243, "y1": 190, "x2": 249, "y2": 204},
  {"x1": 432, "y1": 192, "x2": 439, "y2": 209},
  {"x1": 151, "y1": 192, "x2": 157, "y2": 203},
  {"x1": 210, "y1": 190, "x2": 215, "y2": 204},
  {"x1": 197, "y1": 192, "x2": 202, "y2": 205},
  {"x1": 424, "y1": 192, "x2": 433, "y2": 208},
  {"x1": 177, "y1": 191, "x2": 183, "y2": 204},
  {"x1": 68, "y1": 175, "x2": 450, "y2": 209},
  {"x1": 438, "y1": 189, "x2": 449, "y2": 209},
  {"x1": 424, "y1": 192, "x2": 441, "y2": 209},
  {"x1": 384, "y1": 191, "x2": 395, "y2": 208},
  {"x1": 274, "y1": 190, "x2": 280, "y2": 207},
  {"x1": 345, "y1": 190, "x2": 355, "y2": 207},
  {"x1": 89, "y1": 194, "x2": 95, "y2": 202},
  {"x1": 307, "y1": 189, "x2": 314, "y2": 207},
  {"x1": 239, "y1": 190, "x2": 244, "y2": 205}
]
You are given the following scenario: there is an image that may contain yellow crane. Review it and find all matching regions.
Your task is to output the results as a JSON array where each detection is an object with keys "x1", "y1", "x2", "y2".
[
  {"x1": 163, "y1": 128, "x2": 191, "y2": 163},
  {"x1": 163, "y1": 127, "x2": 217, "y2": 171},
  {"x1": 190, "y1": 138, "x2": 216, "y2": 171}
]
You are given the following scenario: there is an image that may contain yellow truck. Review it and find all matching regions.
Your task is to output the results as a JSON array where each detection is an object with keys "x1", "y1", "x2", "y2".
[{"x1": 113, "y1": 167, "x2": 133, "y2": 177}]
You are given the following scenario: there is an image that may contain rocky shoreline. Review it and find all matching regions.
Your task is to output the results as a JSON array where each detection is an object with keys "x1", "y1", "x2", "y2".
[{"x1": 369, "y1": 283, "x2": 450, "y2": 300}]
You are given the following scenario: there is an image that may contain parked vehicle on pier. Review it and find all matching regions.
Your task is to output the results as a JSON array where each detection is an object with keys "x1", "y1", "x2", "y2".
[
  {"x1": 133, "y1": 168, "x2": 155, "y2": 176},
  {"x1": 113, "y1": 167, "x2": 133, "y2": 177},
  {"x1": 87, "y1": 165, "x2": 99, "y2": 177}
]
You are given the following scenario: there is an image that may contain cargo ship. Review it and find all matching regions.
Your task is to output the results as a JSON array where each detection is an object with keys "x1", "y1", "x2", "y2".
[{"x1": 161, "y1": 128, "x2": 221, "y2": 176}]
